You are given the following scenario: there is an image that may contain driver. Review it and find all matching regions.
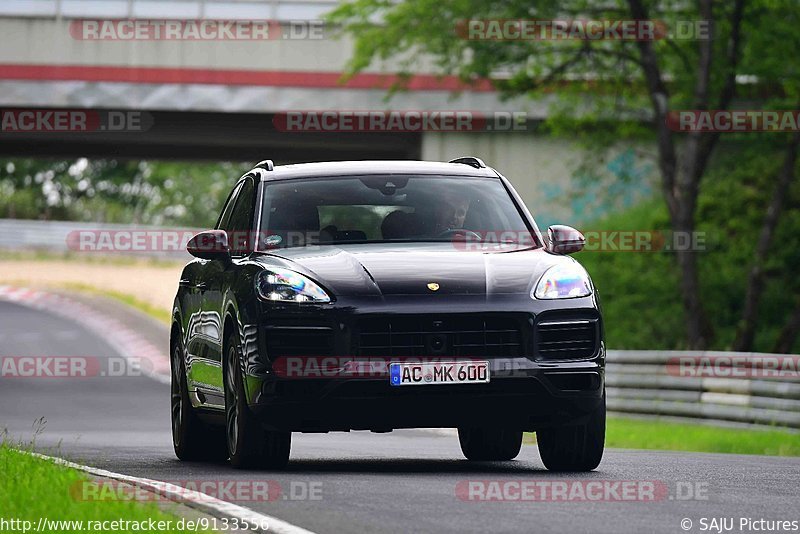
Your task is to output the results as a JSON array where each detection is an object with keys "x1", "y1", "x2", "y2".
[{"x1": 433, "y1": 192, "x2": 470, "y2": 234}]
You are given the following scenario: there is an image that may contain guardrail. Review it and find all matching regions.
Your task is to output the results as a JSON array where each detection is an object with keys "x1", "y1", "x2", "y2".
[
  {"x1": 607, "y1": 350, "x2": 800, "y2": 429},
  {"x1": 0, "y1": 218, "x2": 197, "y2": 260}
]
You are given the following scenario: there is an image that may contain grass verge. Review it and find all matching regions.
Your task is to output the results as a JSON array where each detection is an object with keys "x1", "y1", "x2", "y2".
[
  {"x1": 0, "y1": 279, "x2": 171, "y2": 325},
  {"x1": 57, "y1": 282, "x2": 171, "y2": 325},
  {"x1": 0, "y1": 441, "x2": 213, "y2": 533},
  {"x1": 605, "y1": 417, "x2": 800, "y2": 456},
  {"x1": 526, "y1": 417, "x2": 800, "y2": 456}
]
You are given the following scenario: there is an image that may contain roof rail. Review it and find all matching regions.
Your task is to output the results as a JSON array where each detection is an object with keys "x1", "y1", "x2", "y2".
[
  {"x1": 255, "y1": 159, "x2": 274, "y2": 171},
  {"x1": 448, "y1": 156, "x2": 486, "y2": 169}
]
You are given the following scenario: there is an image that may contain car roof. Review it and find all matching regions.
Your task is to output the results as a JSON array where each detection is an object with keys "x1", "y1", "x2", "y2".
[{"x1": 254, "y1": 160, "x2": 499, "y2": 181}]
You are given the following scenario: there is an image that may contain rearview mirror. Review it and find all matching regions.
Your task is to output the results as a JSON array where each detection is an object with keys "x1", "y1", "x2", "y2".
[
  {"x1": 547, "y1": 225, "x2": 585, "y2": 255},
  {"x1": 187, "y1": 230, "x2": 230, "y2": 260}
]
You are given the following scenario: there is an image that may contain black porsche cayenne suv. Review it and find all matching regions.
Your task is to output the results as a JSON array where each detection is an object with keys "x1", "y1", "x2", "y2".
[{"x1": 171, "y1": 157, "x2": 605, "y2": 471}]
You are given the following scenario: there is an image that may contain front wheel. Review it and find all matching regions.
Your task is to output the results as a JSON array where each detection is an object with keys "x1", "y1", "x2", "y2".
[
  {"x1": 458, "y1": 428, "x2": 523, "y2": 461},
  {"x1": 224, "y1": 332, "x2": 291, "y2": 469},
  {"x1": 536, "y1": 393, "x2": 606, "y2": 471}
]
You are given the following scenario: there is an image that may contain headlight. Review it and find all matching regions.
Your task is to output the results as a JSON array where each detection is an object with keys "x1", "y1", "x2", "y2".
[
  {"x1": 532, "y1": 262, "x2": 592, "y2": 299},
  {"x1": 255, "y1": 268, "x2": 331, "y2": 303}
]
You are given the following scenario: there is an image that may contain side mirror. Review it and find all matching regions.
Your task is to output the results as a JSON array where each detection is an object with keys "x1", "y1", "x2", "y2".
[
  {"x1": 547, "y1": 225, "x2": 585, "y2": 255},
  {"x1": 187, "y1": 230, "x2": 230, "y2": 260}
]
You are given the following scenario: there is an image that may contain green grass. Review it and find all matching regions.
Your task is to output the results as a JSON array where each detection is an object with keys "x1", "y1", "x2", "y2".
[
  {"x1": 0, "y1": 442, "x2": 213, "y2": 533},
  {"x1": 526, "y1": 417, "x2": 800, "y2": 456},
  {"x1": 58, "y1": 282, "x2": 171, "y2": 325},
  {"x1": 605, "y1": 417, "x2": 800, "y2": 456},
  {"x1": 0, "y1": 278, "x2": 171, "y2": 325}
]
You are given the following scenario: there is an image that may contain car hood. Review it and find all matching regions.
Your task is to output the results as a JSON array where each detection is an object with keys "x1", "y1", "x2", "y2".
[{"x1": 253, "y1": 243, "x2": 568, "y2": 297}]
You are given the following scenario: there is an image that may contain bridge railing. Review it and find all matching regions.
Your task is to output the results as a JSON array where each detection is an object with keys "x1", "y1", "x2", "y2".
[{"x1": 0, "y1": 0, "x2": 340, "y2": 20}]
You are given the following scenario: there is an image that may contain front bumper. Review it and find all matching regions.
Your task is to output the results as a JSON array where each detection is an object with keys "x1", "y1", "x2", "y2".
[
  {"x1": 243, "y1": 295, "x2": 604, "y2": 431},
  {"x1": 250, "y1": 358, "x2": 604, "y2": 431}
]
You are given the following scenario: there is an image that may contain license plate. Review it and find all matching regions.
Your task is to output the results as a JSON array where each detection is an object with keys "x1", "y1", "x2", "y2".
[{"x1": 389, "y1": 361, "x2": 490, "y2": 386}]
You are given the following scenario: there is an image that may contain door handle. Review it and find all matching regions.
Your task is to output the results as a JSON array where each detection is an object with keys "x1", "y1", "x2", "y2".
[{"x1": 195, "y1": 282, "x2": 209, "y2": 290}]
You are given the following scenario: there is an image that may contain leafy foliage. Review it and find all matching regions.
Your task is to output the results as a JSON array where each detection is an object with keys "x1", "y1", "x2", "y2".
[
  {"x1": 0, "y1": 158, "x2": 252, "y2": 227},
  {"x1": 580, "y1": 139, "x2": 800, "y2": 351}
]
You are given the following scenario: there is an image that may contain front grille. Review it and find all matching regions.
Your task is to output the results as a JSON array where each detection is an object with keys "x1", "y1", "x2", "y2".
[
  {"x1": 535, "y1": 319, "x2": 598, "y2": 360},
  {"x1": 264, "y1": 322, "x2": 334, "y2": 357},
  {"x1": 357, "y1": 315, "x2": 523, "y2": 358}
]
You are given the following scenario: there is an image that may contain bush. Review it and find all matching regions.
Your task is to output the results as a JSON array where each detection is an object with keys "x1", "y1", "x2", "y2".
[{"x1": 579, "y1": 145, "x2": 800, "y2": 352}]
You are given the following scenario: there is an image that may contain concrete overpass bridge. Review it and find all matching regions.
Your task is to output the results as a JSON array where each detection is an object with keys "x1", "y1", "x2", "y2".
[
  {"x1": 0, "y1": 0, "x2": 655, "y2": 225},
  {"x1": 0, "y1": 0, "x2": 549, "y2": 160}
]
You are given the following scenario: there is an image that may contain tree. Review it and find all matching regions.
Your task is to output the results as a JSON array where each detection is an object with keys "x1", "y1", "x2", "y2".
[
  {"x1": 0, "y1": 158, "x2": 250, "y2": 227},
  {"x1": 774, "y1": 299, "x2": 800, "y2": 353},
  {"x1": 730, "y1": 5, "x2": 800, "y2": 351},
  {"x1": 328, "y1": 0, "x2": 796, "y2": 349},
  {"x1": 733, "y1": 130, "x2": 799, "y2": 351}
]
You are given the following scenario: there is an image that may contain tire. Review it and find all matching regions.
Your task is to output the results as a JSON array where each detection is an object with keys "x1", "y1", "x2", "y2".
[
  {"x1": 224, "y1": 332, "x2": 291, "y2": 470},
  {"x1": 537, "y1": 392, "x2": 606, "y2": 472},
  {"x1": 171, "y1": 336, "x2": 228, "y2": 461},
  {"x1": 458, "y1": 427, "x2": 523, "y2": 461}
]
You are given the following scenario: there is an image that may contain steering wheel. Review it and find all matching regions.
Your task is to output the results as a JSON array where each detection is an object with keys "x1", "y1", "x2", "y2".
[{"x1": 436, "y1": 228, "x2": 482, "y2": 240}]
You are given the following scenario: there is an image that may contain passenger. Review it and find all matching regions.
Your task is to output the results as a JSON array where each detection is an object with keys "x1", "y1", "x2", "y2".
[
  {"x1": 433, "y1": 193, "x2": 470, "y2": 234},
  {"x1": 381, "y1": 210, "x2": 412, "y2": 239}
]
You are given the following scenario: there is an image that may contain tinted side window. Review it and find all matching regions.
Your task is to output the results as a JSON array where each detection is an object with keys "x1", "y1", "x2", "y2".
[
  {"x1": 215, "y1": 182, "x2": 242, "y2": 231},
  {"x1": 225, "y1": 178, "x2": 256, "y2": 254}
]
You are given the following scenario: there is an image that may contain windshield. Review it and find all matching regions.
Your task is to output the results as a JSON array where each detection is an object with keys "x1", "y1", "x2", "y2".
[{"x1": 255, "y1": 175, "x2": 540, "y2": 250}]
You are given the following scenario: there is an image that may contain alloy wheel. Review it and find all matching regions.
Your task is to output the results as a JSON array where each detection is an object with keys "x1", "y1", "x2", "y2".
[
  {"x1": 170, "y1": 344, "x2": 183, "y2": 447},
  {"x1": 225, "y1": 345, "x2": 240, "y2": 455}
]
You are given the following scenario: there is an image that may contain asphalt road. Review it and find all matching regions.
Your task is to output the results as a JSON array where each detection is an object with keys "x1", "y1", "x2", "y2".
[{"x1": 1, "y1": 299, "x2": 799, "y2": 534}]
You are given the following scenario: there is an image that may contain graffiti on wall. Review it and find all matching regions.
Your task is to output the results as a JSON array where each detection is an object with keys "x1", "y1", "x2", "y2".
[{"x1": 538, "y1": 148, "x2": 655, "y2": 227}]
